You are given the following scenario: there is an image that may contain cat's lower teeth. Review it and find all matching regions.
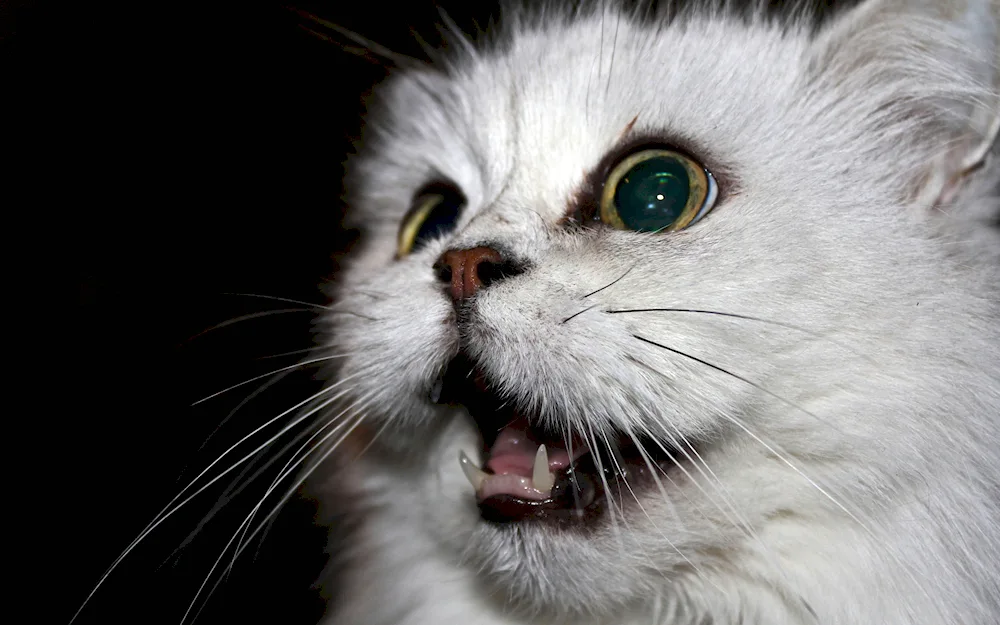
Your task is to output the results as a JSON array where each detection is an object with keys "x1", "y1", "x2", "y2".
[{"x1": 457, "y1": 449, "x2": 556, "y2": 499}]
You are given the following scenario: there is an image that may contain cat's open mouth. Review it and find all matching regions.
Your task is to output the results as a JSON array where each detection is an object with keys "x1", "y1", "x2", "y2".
[{"x1": 435, "y1": 354, "x2": 686, "y2": 525}]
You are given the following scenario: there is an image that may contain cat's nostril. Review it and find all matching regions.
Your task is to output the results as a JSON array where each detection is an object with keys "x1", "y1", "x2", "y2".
[
  {"x1": 476, "y1": 260, "x2": 502, "y2": 289},
  {"x1": 434, "y1": 260, "x2": 453, "y2": 284},
  {"x1": 435, "y1": 246, "x2": 521, "y2": 302}
]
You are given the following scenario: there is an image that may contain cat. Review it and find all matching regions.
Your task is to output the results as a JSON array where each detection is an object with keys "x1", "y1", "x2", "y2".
[{"x1": 307, "y1": 1, "x2": 1000, "y2": 624}]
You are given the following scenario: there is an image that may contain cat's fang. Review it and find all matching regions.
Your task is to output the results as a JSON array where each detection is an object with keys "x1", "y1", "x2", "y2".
[
  {"x1": 533, "y1": 445, "x2": 555, "y2": 492},
  {"x1": 459, "y1": 450, "x2": 487, "y2": 491}
]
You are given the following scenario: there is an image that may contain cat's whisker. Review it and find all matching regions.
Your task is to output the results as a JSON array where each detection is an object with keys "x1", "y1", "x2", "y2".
[
  {"x1": 631, "y1": 413, "x2": 756, "y2": 542},
  {"x1": 620, "y1": 353, "x2": 757, "y2": 538},
  {"x1": 631, "y1": 335, "x2": 842, "y2": 482},
  {"x1": 72, "y1": 373, "x2": 366, "y2": 622},
  {"x1": 625, "y1": 342, "x2": 877, "y2": 589},
  {"x1": 561, "y1": 304, "x2": 597, "y2": 324},
  {"x1": 637, "y1": 418, "x2": 803, "y2": 595},
  {"x1": 595, "y1": 430, "x2": 643, "y2": 554},
  {"x1": 608, "y1": 307, "x2": 873, "y2": 361},
  {"x1": 170, "y1": 385, "x2": 361, "y2": 562},
  {"x1": 192, "y1": 353, "x2": 356, "y2": 406},
  {"x1": 582, "y1": 264, "x2": 635, "y2": 299},
  {"x1": 626, "y1": 435, "x2": 719, "y2": 545},
  {"x1": 582, "y1": 422, "x2": 626, "y2": 554},
  {"x1": 713, "y1": 406, "x2": 940, "y2": 610},
  {"x1": 195, "y1": 365, "x2": 300, "y2": 453},
  {"x1": 634, "y1": 343, "x2": 939, "y2": 612},
  {"x1": 184, "y1": 308, "x2": 316, "y2": 343},
  {"x1": 630, "y1": 335, "x2": 877, "y2": 529},
  {"x1": 222, "y1": 292, "x2": 332, "y2": 310},
  {"x1": 256, "y1": 346, "x2": 325, "y2": 360},
  {"x1": 214, "y1": 410, "x2": 394, "y2": 622},
  {"x1": 229, "y1": 391, "x2": 380, "y2": 575},
  {"x1": 214, "y1": 292, "x2": 379, "y2": 323},
  {"x1": 562, "y1": 424, "x2": 584, "y2": 509},
  {"x1": 631, "y1": 334, "x2": 851, "y2": 437},
  {"x1": 619, "y1": 433, "x2": 728, "y2": 590},
  {"x1": 337, "y1": 287, "x2": 389, "y2": 300},
  {"x1": 184, "y1": 405, "x2": 377, "y2": 625}
]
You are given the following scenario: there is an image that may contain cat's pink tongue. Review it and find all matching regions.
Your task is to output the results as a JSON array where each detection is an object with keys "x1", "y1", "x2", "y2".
[{"x1": 477, "y1": 418, "x2": 583, "y2": 501}]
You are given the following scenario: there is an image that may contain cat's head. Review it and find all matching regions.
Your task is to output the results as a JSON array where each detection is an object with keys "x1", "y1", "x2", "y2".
[{"x1": 322, "y1": 0, "x2": 999, "y2": 618}]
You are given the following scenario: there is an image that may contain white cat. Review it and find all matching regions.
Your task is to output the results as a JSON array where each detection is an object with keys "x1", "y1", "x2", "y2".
[{"x1": 310, "y1": 1, "x2": 1000, "y2": 624}]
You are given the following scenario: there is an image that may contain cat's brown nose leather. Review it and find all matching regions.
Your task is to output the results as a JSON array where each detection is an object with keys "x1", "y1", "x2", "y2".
[{"x1": 436, "y1": 246, "x2": 504, "y2": 302}]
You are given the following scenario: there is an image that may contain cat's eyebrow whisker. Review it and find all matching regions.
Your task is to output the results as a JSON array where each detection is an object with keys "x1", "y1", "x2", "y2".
[
  {"x1": 609, "y1": 308, "x2": 872, "y2": 361},
  {"x1": 603, "y1": 4, "x2": 622, "y2": 101},
  {"x1": 70, "y1": 373, "x2": 366, "y2": 623},
  {"x1": 285, "y1": 7, "x2": 425, "y2": 69},
  {"x1": 192, "y1": 353, "x2": 356, "y2": 406}
]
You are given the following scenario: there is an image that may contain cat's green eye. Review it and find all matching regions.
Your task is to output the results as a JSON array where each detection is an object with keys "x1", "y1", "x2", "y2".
[
  {"x1": 600, "y1": 149, "x2": 718, "y2": 232},
  {"x1": 397, "y1": 184, "x2": 465, "y2": 257}
]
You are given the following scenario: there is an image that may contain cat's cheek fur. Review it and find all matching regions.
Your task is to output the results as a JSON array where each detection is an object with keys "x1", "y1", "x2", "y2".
[{"x1": 324, "y1": 238, "x2": 459, "y2": 446}]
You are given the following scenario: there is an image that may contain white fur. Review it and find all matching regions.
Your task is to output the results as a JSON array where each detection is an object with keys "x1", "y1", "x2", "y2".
[{"x1": 310, "y1": 1, "x2": 1000, "y2": 623}]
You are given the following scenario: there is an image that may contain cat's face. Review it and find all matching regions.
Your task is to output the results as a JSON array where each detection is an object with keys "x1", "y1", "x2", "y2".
[{"x1": 323, "y1": 1, "x2": 998, "y2": 619}]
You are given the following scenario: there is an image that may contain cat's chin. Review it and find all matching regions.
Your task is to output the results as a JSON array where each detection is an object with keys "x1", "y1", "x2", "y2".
[{"x1": 436, "y1": 353, "x2": 695, "y2": 529}]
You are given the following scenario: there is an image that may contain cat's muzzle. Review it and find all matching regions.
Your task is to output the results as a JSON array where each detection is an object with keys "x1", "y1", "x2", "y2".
[{"x1": 435, "y1": 354, "x2": 684, "y2": 526}]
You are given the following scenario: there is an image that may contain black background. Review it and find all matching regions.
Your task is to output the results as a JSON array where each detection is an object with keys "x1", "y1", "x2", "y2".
[{"x1": 5, "y1": 1, "x2": 495, "y2": 623}]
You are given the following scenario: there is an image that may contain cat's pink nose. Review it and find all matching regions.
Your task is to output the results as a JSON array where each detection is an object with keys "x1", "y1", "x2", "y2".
[{"x1": 435, "y1": 246, "x2": 507, "y2": 302}]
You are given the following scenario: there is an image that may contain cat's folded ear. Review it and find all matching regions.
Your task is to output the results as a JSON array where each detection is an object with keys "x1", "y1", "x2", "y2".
[{"x1": 811, "y1": 0, "x2": 999, "y2": 209}]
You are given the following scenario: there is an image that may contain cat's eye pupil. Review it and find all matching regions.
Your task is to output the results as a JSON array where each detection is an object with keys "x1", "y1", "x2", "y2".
[
  {"x1": 413, "y1": 194, "x2": 462, "y2": 248},
  {"x1": 613, "y1": 156, "x2": 691, "y2": 232},
  {"x1": 397, "y1": 182, "x2": 467, "y2": 257}
]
